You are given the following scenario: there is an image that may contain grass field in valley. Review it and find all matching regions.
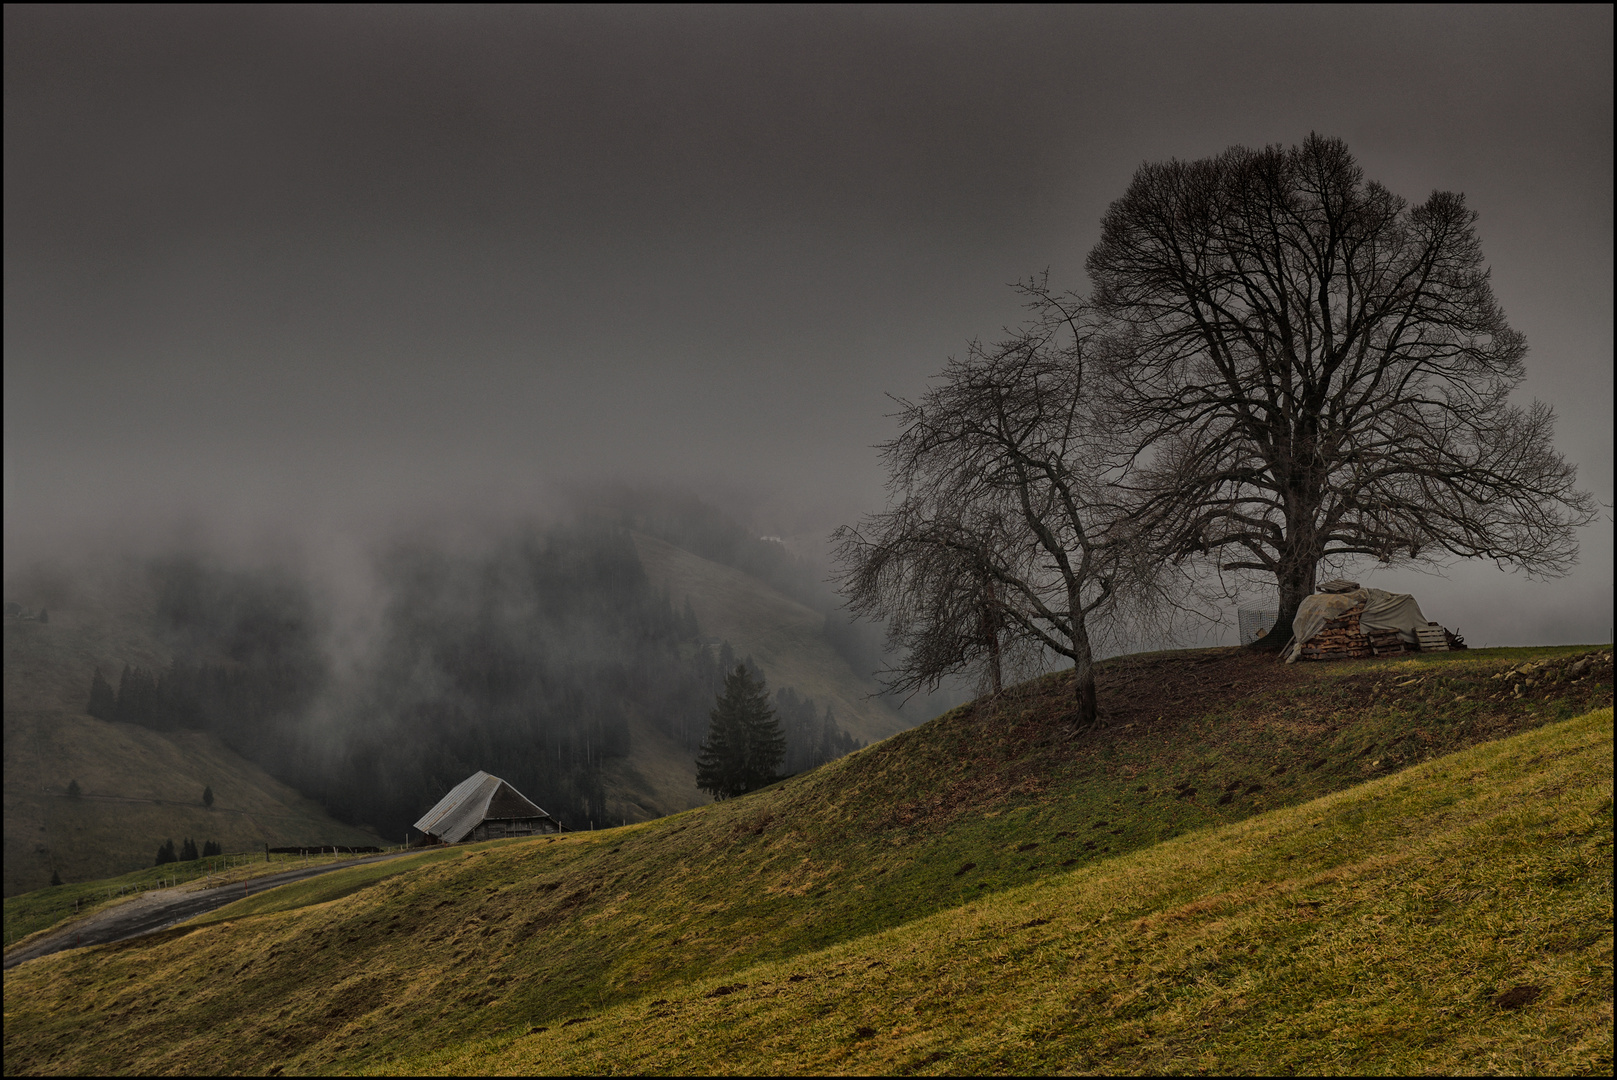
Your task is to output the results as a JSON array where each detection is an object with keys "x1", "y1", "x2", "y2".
[
  {"x1": 1, "y1": 644, "x2": 1610, "y2": 1075},
  {"x1": 3, "y1": 591, "x2": 385, "y2": 897},
  {"x1": 2, "y1": 847, "x2": 421, "y2": 950}
]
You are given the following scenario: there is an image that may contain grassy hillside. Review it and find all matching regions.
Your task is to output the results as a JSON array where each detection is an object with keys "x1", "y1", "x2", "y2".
[
  {"x1": 2, "y1": 564, "x2": 172, "y2": 719},
  {"x1": 4, "y1": 711, "x2": 386, "y2": 897},
  {"x1": 424, "y1": 704, "x2": 1615, "y2": 1075},
  {"x1": 3, "y1": 591, "x2": 381, "y2": 896},
  {"x1": 2, "y1": 644, "x2": 1608, "y2": 1075},
  {"x1": 632, "y1": 530, "x2": 909, "y2": 746},
  {"x1": 4, "y1": 847, "x2": 405, "y2": 949}
]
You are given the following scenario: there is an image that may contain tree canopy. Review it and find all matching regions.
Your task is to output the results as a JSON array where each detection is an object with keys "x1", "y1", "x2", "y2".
[
  {"x1": 1086, "y1": 133, "x2": 1593, "y2": 637},
  {"x1": 87, "y1": 668, "x2": 115, "y2": 721},
  {"x1": 835, "y1": 285, "x2": 1169, "y2": 728},
  {"x1": 837, "y1": 134, "x2": 1592, "y2": 724}
]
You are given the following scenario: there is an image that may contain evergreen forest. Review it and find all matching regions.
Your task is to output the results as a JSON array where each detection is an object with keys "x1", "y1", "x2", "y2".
[{"x1": 85, "y1": 516, "x2": 864, "y2": 839}]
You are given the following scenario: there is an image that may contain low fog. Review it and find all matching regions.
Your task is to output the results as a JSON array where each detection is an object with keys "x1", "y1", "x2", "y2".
[
  {"x1": 7, "y1": 488, "x2": 892, "y2": 837},
  {"x1": 7, "y1": 6, "x2": 1613, "y2": 736}
]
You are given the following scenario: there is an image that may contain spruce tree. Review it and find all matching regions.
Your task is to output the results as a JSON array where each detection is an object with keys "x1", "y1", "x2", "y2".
[
  {"x1": 115, "y1": 666, "x2": 137, "y2": 725},
  {"x1": 50, "y1": 869, "x2": 62, "y2": 886},
  {"x1": 695, "y1": 664, "x2": 784, "y2": 800},
  {"x1": 87, "y1": 669, "x2": 116, "y2": 721},
  {"x1": 66, "y1": 779, "x2": 81, "y2": 798},
  {"x1": 694, "y1": 709, "x2": 737, "y2": 799},
  {"x1": 155, "y1": 839, "x2": 177, "y2": 866},
  {"x1": 180, "y1": 838, "x2": 198, "y2": 861},
  {"x1": 202, "y1": 785, "x2": 214, "y2": 808}
]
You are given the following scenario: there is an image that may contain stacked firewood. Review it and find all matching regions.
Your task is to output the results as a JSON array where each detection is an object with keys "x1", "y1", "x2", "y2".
[
  {"x1": 1297, "y1": 604, "x2": 1373, "y2": 660},
  {"x1": 1296, "y1": 604, "x2": 1416, "y2": 661}
]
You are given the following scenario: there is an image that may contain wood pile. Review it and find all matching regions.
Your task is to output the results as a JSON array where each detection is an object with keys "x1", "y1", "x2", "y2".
[
  {"x1": 1297, "y1": 604, "x2": 1372, "y2": 659},
  {"x1": 1296, "y1": 603, "x2": 1416, "y2": 661}
]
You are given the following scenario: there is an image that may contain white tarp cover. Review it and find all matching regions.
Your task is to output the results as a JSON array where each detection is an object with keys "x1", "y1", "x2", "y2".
[{"x1": 1283, "y1": 587, "x2": 1431, "y2": 663}]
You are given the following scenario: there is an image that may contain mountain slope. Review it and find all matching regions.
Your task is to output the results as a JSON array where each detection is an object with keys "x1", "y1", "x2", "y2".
[
  {"x1": 3, "y1": 709, "x2": 386, "y2": 896},
  {"x1": 3, "y1": 594, "x2": 380, "y2": 896},
  {"x1": 1, "y1": 645, "x2": 1608, "y2": 1075},
  {"x1": 3, "y1": 529, "x2": 902, "y2": 874},
  {"x1": 632, "y1": 530, "x2": 908, "y2": 746}
]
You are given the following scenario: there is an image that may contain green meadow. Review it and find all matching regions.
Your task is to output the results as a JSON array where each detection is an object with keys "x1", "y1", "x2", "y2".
[{"x1": 3, "y1": 644, "x2": 1610, "y2": 1075}]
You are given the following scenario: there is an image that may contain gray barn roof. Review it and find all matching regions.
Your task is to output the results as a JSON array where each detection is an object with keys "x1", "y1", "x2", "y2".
[{"x1": 413, "y1": 770, "x2": 559, "y2": 843}]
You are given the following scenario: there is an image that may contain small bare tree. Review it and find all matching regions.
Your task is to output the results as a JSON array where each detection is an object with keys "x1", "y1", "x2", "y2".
[
  {"x1": 1087, "y1": 134, "x2": 1595, "y2": 642},
  {"x1": 835, "y1": 288, "x2": 1166, "y2": 729},
  {"x1": 836, "y1": 502, "x2": 1042, "y2": 702}
]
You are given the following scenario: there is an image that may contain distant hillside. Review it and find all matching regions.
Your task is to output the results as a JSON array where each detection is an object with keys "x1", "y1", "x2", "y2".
[
  {"x1": 2, "y1": 560, "x2": 172, "y2": 718},
  {"x1": 3, "y1": 521, "x2": 899, "y2": 867},
  {"x1": 632, "y1": 530, "x2": 909, "y2": 747},
  {"x1": 3, "y1": 609, "x2": 381, "y2": 896},
  {"x1": 3, "y1": 644, "x2": 1608, "y2": 1075}
]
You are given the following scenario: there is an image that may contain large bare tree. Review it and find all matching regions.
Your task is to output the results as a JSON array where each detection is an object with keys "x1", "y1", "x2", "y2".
[
  {"x1": 1086, "y1": 134, "x2": 1595, "y2": 643},
  {"x1": 834, "y1": 289, "x2": 1165, "y2": 728}
]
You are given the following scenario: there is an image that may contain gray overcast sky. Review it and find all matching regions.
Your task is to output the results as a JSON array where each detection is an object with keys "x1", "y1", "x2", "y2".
[{"x1": 4, "y1": 5, "x2": 1612, "y2": 645}]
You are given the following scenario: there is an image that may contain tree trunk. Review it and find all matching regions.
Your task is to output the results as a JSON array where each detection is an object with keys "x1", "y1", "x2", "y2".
[
  {"x1": 1247, "y1": 481, "x2": 1322, "y2": 652},
  {"x1": 979, "y1": 579, "x2": 1003, "y2": 696},
  {"x1": 1254, "y1": 543, "x2": 1319, "y2": 653},
  {"x1": 1072, "y1": 656, "x2": 1097, "y2": 728},
  {"x1": 1070, "y1": 626, "x2": 1097, "y2": 729}
]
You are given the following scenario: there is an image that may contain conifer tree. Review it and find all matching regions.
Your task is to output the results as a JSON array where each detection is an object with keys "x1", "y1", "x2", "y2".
[
  {"x1": 87, "y1": 669, "x2": 116, "y2": 721},
  {"x1": 695, "y1": 664, "x2": 785, "y2": 800},
  {"x1": 202, "y1": 785, "x2": 214, "y2": 808},
  {"x1": 155, "y1": 839, "x2": 177, "y2": 866},
  {"x1": 115, "y1": 666, "x2": 141, "y2": 726},
  {"x1": 66, "y1": 779, "x2": 81, "y2": 798},
  {"x1": 180, "y1": 838, "x2": 198, "y2": 861},
  {"x1": 694, "y1": 707, "x2": 737, "y2": 798},
  {"x1": 50, "y1": 869, "x2": 62, "y2": 886}
]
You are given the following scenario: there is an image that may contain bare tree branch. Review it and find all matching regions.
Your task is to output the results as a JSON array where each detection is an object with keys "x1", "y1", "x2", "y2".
[
  {"x1": 834, "y1": 285, "x2": 1174, "y2": 729},
  {"x1": 1086, "y1": 134, "x2": 1596, "y2": 641}
]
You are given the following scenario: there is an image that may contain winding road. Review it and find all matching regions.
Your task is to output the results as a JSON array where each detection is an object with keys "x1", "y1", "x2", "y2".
[{"x1": 3, "y1": 849, "x2": 422, "y2": 970}]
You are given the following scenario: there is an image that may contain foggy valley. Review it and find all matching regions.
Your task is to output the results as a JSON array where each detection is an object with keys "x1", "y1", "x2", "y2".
[{"x1": 4, "y1": 6, "x2": 1611, "y2": 1076}]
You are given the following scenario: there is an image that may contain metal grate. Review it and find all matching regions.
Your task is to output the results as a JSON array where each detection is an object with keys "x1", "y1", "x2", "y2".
[{"x1": 1238, "y1": 608, "x2": 1280, "y2": 645}]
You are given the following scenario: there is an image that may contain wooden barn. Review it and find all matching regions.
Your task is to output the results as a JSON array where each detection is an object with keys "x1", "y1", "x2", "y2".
[{"x1": 413, "y1": 771, "x2": 564, "y2": 844}]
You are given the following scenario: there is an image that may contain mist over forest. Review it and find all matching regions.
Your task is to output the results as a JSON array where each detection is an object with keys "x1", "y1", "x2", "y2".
[
  {"x1": 4, "y1": 7, "x2": 1607, "y2": 879},
  {"x1": 56, "y1": 489, "x2": 896, "y2": 840}
]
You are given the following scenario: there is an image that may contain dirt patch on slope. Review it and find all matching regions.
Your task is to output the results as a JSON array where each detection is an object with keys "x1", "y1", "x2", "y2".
[{"x1": 854, "y1": 647, "x2": 1612, "y2": 836}]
